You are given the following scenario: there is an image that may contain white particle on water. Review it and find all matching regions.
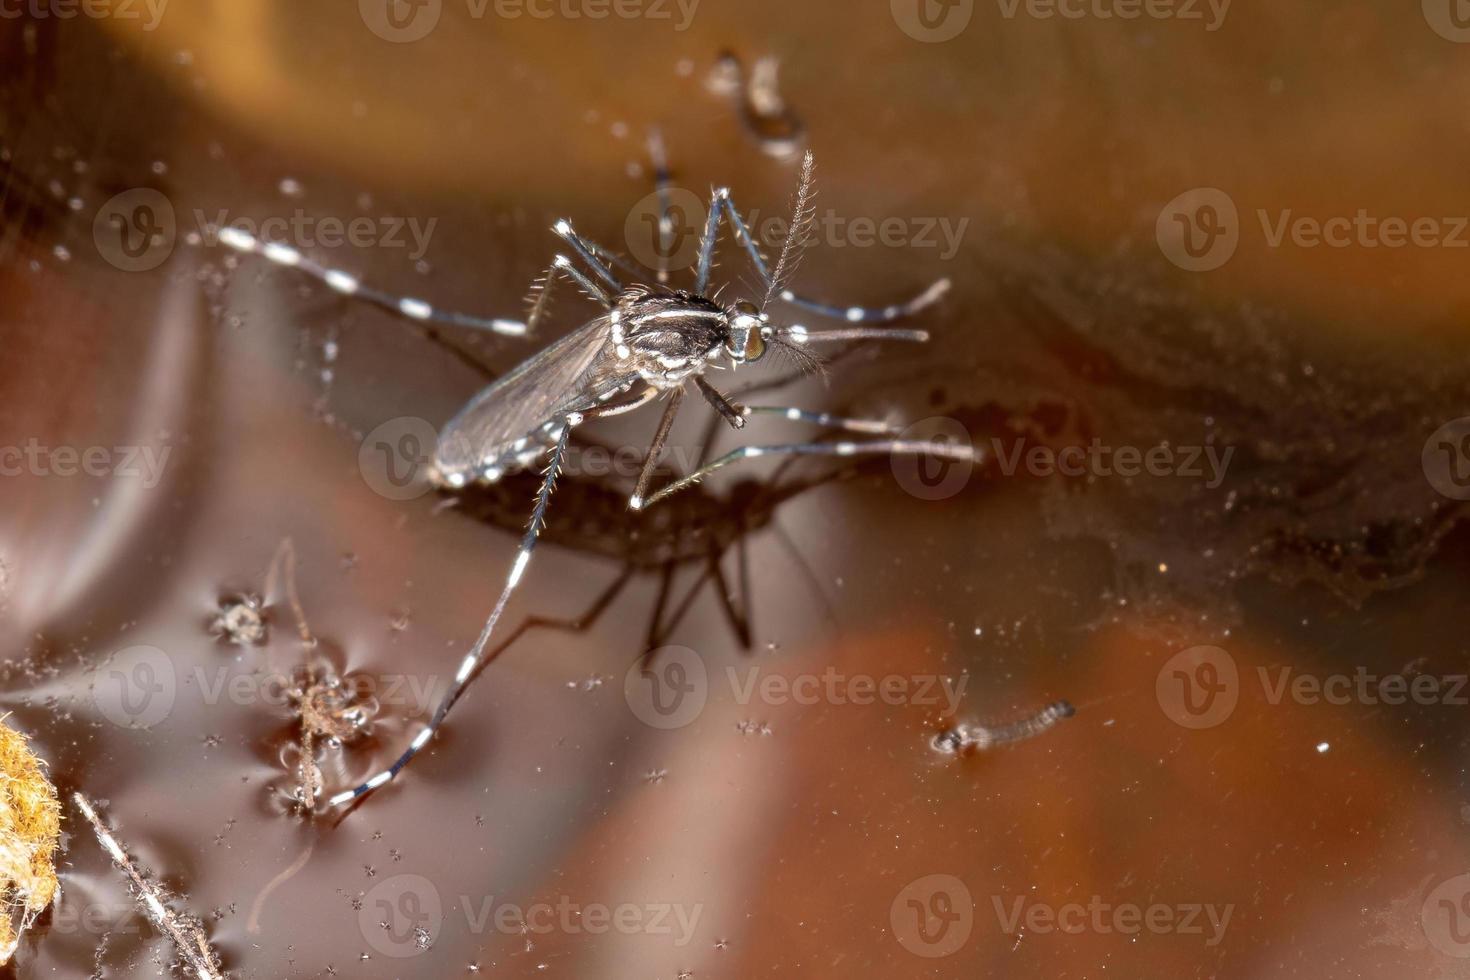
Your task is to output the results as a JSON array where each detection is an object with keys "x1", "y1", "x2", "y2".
[{"x1": 210, "y1": 596, "x2": 266, "y2": 645}]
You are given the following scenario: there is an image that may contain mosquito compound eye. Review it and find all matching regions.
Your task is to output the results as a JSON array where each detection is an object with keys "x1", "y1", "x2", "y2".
[{"x1": 744, "y1": 329, "x2": 766, "y2": 361}]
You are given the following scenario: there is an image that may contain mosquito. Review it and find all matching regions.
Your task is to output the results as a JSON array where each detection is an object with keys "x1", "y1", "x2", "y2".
[{"x1": 329, "y1": 152, "x2": 975, "y2": 807}]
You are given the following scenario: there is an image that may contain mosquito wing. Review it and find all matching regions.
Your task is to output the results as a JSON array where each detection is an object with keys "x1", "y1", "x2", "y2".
[{"x1": 432, "y1": 313, "x2": 630, "y2": 487}]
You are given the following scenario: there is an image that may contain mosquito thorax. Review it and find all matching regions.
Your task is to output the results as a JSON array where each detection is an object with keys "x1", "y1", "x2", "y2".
[{"x1": 612, "y1": 287, "x2": 735, "y2": 386}]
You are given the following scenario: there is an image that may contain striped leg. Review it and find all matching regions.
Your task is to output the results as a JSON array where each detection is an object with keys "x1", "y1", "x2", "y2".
[
  {"x1": 527, "y1": 254, "x2": 614, "y2": 337},
  {"x1": 551, "y1": 220, "x2": 626, "y2": 292},
  {"x1": 212, "y1": 225, "x2": 528, "y2": 338},
  {"x1": 648, "y1": 127, "x2": 677, "y2": 285},
  {"x1": 329, "y1": 418, "x2": 578, "y2": 807},
  {"x1": 741, "y1": 405, "x2": 906, "y2": 435},
  {"x1": 640, "y1": 433, "x2": 979, "y2": 510}
]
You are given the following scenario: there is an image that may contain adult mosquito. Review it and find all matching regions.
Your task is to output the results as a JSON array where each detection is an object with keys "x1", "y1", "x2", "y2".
[{"x1": 329, "y1": 152, "x2": 975, "y2": 807}]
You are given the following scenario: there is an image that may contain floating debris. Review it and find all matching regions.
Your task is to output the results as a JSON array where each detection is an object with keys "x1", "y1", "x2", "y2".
[
  {"x1": 708, "y1": 50, "x2": 806, "y2": 158},
  {"x1": 252, "y1": 539, "x2": 374, "y2": 810},
  {"x1": 209, "y1": 595, "x2": 267, "y2": 646},
  {"x1": 0, "y1": 717, "x2": 59, "y2": 965},
  {"x1": 72, "y1": 793, "x2": 225, "y2": 980}
]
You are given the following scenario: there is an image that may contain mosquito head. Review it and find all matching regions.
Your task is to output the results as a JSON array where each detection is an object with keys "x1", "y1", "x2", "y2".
[{"x1": 725, "y1": 299, "x2": 770, "y2": 364}]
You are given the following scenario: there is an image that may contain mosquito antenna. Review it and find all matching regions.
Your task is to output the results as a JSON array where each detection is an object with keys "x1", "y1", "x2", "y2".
[{"x1": 761, "y1": 151, "x2": 817, "y2": 312}]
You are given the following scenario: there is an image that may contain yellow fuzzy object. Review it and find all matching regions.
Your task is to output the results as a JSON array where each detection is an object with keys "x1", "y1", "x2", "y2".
[{"x1": 0, "y1": 717, "x2": 59, "y2": 965}]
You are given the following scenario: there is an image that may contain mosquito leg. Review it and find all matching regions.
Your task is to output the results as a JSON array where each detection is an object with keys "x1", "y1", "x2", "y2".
[
  {"x1": 717, "y1": 196, "x2": 951, "y2": 324},
  {"x1": 643, "y1": 563, "x2": 678, "y2": 656},
  {"x1": 629, "y1": 388, "x2": 686, "y2": 511},
  {"x1": 648, "y1": 127, "x2": 676, "y2": 285},
  {"x1": 742, "y1": 405, "x2": 905, "y2": 435},
  {"x1": 691, "y1": 349, "x2": 868, "y2": 466},
  {"x1": 551, "y1": 220, "x2": 625, "y2": 292},
  {"x1": 581, "y1": 236, "x2": 644, "y2": 283},
  {"x1": 719, "y1": 540, "x2": 754, "y2": 648},
  {"x1": 527, "y1": 254, "x2": 612, "y2": 337},
  {"x1": 418, "y1": 326, "x2": 497, "y2": 382},
  {"x1": 640, "y1": 435, "x2": 979, "y2": 510},
  {"x1": 779, "y1": 324, "x2": 931, "y2": 344},
  {"x1": 329, "y1": 418, "x2": 578, "y2": 807},
  {"x1": 213, "y1": 225, "x2": 529, "y2": 338},
  {"x1": 476, "y1": 565, "x2": 636, "y2": 673},
  {"x1": 693, "y1": 187, "x2": 728, "y2": 295},
  {"x1": 693, "y1": 376, "x2": 747, "y2": 430}
]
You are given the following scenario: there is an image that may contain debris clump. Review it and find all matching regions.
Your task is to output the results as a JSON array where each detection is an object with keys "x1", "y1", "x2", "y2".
[{"x1": 0, "y1": 717, "x2": 60, "y2": 965}]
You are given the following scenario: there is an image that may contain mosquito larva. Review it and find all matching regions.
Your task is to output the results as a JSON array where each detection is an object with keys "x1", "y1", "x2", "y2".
[{"x1": 934, "y1": 700, "x2": 1075, "y2": 754}]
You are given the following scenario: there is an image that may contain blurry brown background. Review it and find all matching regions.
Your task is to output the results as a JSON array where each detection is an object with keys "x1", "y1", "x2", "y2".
[{"x1": 2, "y1": 1, "x2": 1470, "y2": 977}]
